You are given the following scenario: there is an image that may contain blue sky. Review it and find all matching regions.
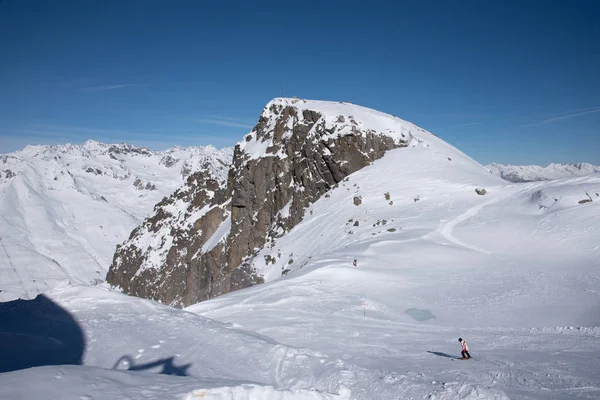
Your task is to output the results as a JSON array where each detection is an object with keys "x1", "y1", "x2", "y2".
[{"x1": 0, "y1": 0, "x2": 598, "y2": 165}]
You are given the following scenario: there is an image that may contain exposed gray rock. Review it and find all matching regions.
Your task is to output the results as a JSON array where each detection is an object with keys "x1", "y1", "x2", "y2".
[
  {"x1": 84, "y1": 167, "x2": 103, "y2": 175},
  {"x1": 476, "y1": 188, "x2": 488, "y2": 196},
  {"x1": 107, "y1": 98, "x2": 410, "y2": 307},
  {"x1": 108, "y1": 143, "x2": 152, "y2": 157},
  {"x1": 159, "y1": 155, "x2": 179, "y2": 168},
  {"x1": 353, "y1": 196, "x2": 362, "y2": 206}
]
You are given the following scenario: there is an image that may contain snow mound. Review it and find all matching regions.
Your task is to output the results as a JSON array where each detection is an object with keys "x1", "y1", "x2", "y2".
[
  {"x1": 428, "y1": 382, "x2": 509, "y2": 400},
  {"x1": 516, "y1": 176, "x2": 599, "y2": 214},
  {"x1": 182, "y1": 385, "x2": 350, "y2": 400},
  {"x1": 0, "y1": 364, "x2": 349, "y2": 400}
]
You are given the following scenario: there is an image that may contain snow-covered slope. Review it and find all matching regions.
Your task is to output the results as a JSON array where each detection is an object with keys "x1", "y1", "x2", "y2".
[
  {"x1": 487, "y1": 162, "x2": 600, "y2": 182},
  {"x1": 1, "y1": 99, "x2": 599, "y2": 399},
  {"x1": 185, "y1": 125, "x2": 600, "y2": 398},
  {"x1": 0, "y1": 141, "x2": 232, "y2": 301}
]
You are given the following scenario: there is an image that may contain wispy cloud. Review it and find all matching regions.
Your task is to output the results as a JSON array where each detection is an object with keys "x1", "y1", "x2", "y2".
[
  {"x1": 522, "y1": 106, "x2": 600, "y2": 127},
  {"x1": 453, "y1": 121, "x2": 486, "y2": 128},
  {"x1": 77, "y1": 83, "x2": 152, "y2": 93},
  {"x1": 196, "y1": 117, "x2": 254, "y2": 129}
]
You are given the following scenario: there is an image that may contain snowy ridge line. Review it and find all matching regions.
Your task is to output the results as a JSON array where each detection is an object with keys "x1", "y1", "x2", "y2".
[
  {"x1": 238, "y1": 97, "x2": 427, "y2": 162},
  {"x1": 487, "y1": 162, "x2": 600, "y2": 183},
  {"x1": 1, "y1": 139, "x2": 228, "y2": 158},
  {"x1": 528, "y1": 326, "x2": 600, "y2": 335}
]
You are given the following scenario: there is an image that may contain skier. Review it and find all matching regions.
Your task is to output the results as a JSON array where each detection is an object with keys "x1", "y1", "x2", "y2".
[
  {"x1": 353, "y1": 259, "x2": 357, "y2": 267},
  {"x1": 458, "y1": 338, "x2": 471, "y2": 359}
]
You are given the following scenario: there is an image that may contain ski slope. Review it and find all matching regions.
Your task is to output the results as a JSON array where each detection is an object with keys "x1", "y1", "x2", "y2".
[
  {"x1": 0, "y1": 141, "x2": 232, "y2": 301},
  {"x1": 0, "y1": 285, "x2": 509, "y2": 400},
  {"x1": 187, "y1": 138, "x2": 600, "y2": 398}
]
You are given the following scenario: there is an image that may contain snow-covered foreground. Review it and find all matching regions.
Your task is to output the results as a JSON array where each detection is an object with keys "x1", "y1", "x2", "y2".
[
  {"x1": 0, "y1": 285, "x2": 508, "y2": 399},
  {"x1": 2, "y1": 142, "x2": 598, "y2": 398},
  {"x1": 0, "y1": 141, "x2": 231, "y2": 302},
  {"x1": 186, "y1": 145, "x2": 600, "y2": 398}
]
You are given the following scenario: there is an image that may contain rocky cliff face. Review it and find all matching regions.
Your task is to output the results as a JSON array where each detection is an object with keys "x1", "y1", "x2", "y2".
[{"x1": 107, "y1": 98, "x2": 415, "y2": 307}]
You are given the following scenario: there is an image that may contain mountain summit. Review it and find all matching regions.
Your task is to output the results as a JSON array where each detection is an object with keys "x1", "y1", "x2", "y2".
[{"x1": 106, "y1": 98, "x2": 487, "y2": 306}]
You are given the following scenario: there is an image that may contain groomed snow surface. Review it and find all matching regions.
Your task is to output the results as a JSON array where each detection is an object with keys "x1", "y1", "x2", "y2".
[{"x1": 1, "y1": 100, "x2": 600, "y2": 399}]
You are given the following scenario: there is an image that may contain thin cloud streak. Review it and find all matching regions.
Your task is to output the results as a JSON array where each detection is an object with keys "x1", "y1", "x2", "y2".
[
  {"x1": 0, "y1": 123, "x2": 217, "y2": 142},
  {"x1": 197, "y1": 118, "x2": 254, "y2": 129},
  {"x1": 522, "y1": 106, "x2": 600, "y2": 127},
  {"x1": 77, "y1": 84, "x2": 152, "y2": 92},
  {"x1": 454, "y1": 122, "x2": 485, "y2": 128}
]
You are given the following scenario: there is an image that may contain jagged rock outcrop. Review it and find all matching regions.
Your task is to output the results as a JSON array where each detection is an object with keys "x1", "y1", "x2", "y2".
[{"x1": 107, "y1": 98, "x2": 415, "y2": 307}]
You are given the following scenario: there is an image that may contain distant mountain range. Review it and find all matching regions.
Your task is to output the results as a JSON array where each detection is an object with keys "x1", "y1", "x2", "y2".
[
  {"x1": 486, "y1": 162, "x2": 600, "y2": 182},
  {"x1": 0, "y1": 141, "x2": 232, "y2": 301}
]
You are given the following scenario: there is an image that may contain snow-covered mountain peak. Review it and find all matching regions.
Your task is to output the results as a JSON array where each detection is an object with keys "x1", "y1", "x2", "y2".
[
  {"x1": 239, "y1": 97, "x2": 434, "y2": 162},
  {"x1": 107, "y1": 98, "x2": 500, "y2": 307}
]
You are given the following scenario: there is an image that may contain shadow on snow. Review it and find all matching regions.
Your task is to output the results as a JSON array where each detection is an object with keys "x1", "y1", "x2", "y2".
[
  {"x1": 0, "y1": 295, "x2": 192, "y2": 377},
  {"x1": 0, "y1": 294, "x2": 85, "y2": 373},
  {"x1": 427, "y1": 351, "x2": 456, "y2": 359},
  {"x1": 112, "y1": 355, "x2": 192, "y2": 376}
]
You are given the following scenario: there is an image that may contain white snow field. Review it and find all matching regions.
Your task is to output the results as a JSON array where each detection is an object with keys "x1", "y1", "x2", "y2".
[
  {"x1": 187, "y1": 133, "x2": 600, "y2": 399},
  {"x1": 0, "y1": 141, "x2": 232, "y2": 301},
  {"x1": 1, "y1": 99, "x2": 599, "y2": 399}
]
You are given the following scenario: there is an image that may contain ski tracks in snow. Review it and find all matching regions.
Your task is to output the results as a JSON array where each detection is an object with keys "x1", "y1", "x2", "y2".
[{"x1": 425, "y1": 191, "x2": 508, "y2": 256}]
